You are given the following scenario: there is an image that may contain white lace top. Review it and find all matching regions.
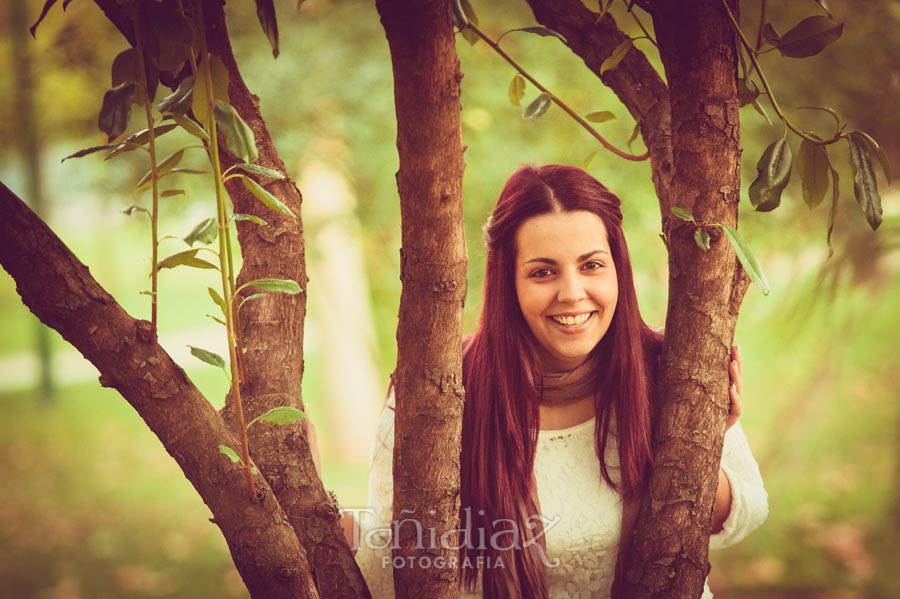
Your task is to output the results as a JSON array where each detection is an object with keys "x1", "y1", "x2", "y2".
[{"x1": 355, "y1": 395, "x2": 768, "y2": 598}]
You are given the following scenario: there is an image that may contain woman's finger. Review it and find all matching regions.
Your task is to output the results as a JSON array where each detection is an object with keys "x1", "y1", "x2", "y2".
[
  {"x1": 726, "y1": 381, "x2": 742, "y2": 430},
  {"x1": 730, "y1": 356, "x2": 742, "y2": 397}
]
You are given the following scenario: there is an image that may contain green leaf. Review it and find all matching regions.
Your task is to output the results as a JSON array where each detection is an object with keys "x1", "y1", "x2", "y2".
[
  {"x1": 671, "y1": 207, "x2": 696, "y2": 223},
  {"x1": 508, "y1": 74, "x2": 525, "y2": 107},
  {"x1": 255, "y1": 0, "x2": 280, "y2": 57},
  {"x1": 135, "y1": 149, "x2": 185, "y2": 192},
  {"x1": 761, "y1": 22, "x2": 782, "y2": 45},
  {"x1": 232, "y1": 213, "x2": 268, "y2": 226},
  {"x1": 62, "y1": 143, "x2": 120, "y2": 162},
  {"x1": 749, "y1": 138, "x2": 792, "y2": 212},
  {"x1": 775, "y1": 16, "x2": 843, "y2": 58},
  {"x1": 122, "y1": 205, "x2": 150, "y2": 217},
  {"x1": 750, "y1": 98, "x2": 773, "y2": 126},
  {"x1": 456, "y1": 0, "x2": 479, "y2": 45},
  {"x1": 184, "y1": 217, "x2": 218, "y2": 246},
  {"x1": 854, "y1": 131, "x2": 892, "y2": 184},
  {"x1": 239, "y1": 278, "x2": 303, "y2": 295},
  {"x1": 172, "y1": 113, "x2": 209, "y2": 142},
  {"x1": 582, "y1": 149, "x2": 600, "y2": 170},
  {"x1": 627, "y1": 119, "x2": 641, "y2": 148},
  {"x1": 217, "y1": 444, "x2": 242, "y2": 464},
  {"x1": 826, "y1": 167, "x2": 840, "y2": 259},
  {"x1": 156, "y1": 249, "x2": 216, "y2": 271},
  {"x1": 451, "y1": 0, "x2": 469, "y2": 30},
  {"x1": 721, "y1": 225, "x2": 770, "y2": 295},
  {"x1": 240, "y1": 293, "x2": 266, "y2": 309},
  {"x1": 111, "y1": 48, "x2": 139, "y2": 88},
  {"x1": 596, "y1": 0, "x2": 614, "y2": 23},
  {"x1": 847, "y1": 132, "x2": 883, "y2": 231},
  {"x1": 797, "y1": 139, "x2": 830, "y2": 209},
  {"x1": 183, "y1": 257, "x2": 218, "y2": 270},
  {"x1": 585, "y1": 111, "x2": 615, "y2": 123},
  {"x1": 600, "y1": 39, "x2": 633, "y2": 75},
  {"x1": 98, "y1": 82, "x2": 136, "y2": 141},
  {"x1": 106, "y1": 124, "x2": 179, "y2": 160},
  {"x1": 695, "y1": 229, "x2": 711, "y2": 251},
  {"x1": 737, "y1": 78, "x2": 760, "y2": 107},
  {"x1": 214, "y1": 101, "x2": 258, "y2": 165},
  {"x1": 247, "y1": 406, "x2": 306, "y2": 429},
  {"x1": 241, "y1": 176, "x2": 297, "y2": 220},
  {"x1": 522, "y1": 93, "x2": 551, "y2": 120},
  {"x1": 206, "y1": 314, "x2": 227, "y2": 326},
  {"x1": 237, "y1": 163, "x2": 286, "y2": 180},
  {"x1": 192, "y1": 55, "x2": 230, "y2": 119},
  {"x1": 160, "y1": 189, "x2": 185, "y2": 198},
  {"x1": 498, "y1": 27, "x2": 566, "y2": 45},
  {"x1": 208, "y1": 287, "x2": 227, "y2": 316},
  {"x1": 158, "y1": 76, "x2": 195, "y2": 115},
  {"x1": 191, "y1": 346, "x2": 227, "y2": 370}
]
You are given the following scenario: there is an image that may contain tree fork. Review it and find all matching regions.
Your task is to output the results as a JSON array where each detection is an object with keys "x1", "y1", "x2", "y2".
[
  {"x1": 524, "y1": 0, "x2": 675, "y2": 214},
  {"x1": 202, "y1": 0, "x2": 372, "y2": 595},
  {"x1": 0, "y1": 182, "x2": 319, "y2": 599},
  {"x1": 376, "y1": 0, "x2": 468, "y2": 597}
]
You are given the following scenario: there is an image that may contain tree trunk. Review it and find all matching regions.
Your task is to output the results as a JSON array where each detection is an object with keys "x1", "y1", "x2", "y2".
[
  {"x1": 376, "y1": 1, "x2": 468, "y2": 598},
  {"x1": 0, "y1": 182, "x2": 319, "y2": 599},
  {"x1": 620, "y1": 3, "x2": 748, "y2": 598},
  {"x1": 201, "y1": 2, "x2": 370, "y2": 595},
  {"x1": 526, "y1": 1, "x2": 750, "y2": 597}
]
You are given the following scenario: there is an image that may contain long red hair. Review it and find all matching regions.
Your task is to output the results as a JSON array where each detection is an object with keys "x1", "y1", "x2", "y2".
[{"x1": 460, "y1": 165, "x2": 662, "y2": 596}]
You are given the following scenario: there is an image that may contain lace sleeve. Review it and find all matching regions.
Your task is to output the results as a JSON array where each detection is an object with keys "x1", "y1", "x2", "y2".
[
  {"x1": 709, "y1": 421, "x2": 769, "y2": 550},
  {"x1": 354, "y1": 392, "x2": 397, "y2": 599}
]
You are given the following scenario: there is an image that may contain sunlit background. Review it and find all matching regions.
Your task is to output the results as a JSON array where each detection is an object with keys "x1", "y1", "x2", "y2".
[{"x1": 1, "y1": 0, "x2": 898, "y2": 597}]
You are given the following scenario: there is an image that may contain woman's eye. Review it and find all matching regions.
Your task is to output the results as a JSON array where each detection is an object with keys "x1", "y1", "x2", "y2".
[
  {"x1": 529, "y1": 268, "x2": 553, "y2": 278},
  {"x1": 583, "y1": 261, "x2": 605, "y2": 271}
]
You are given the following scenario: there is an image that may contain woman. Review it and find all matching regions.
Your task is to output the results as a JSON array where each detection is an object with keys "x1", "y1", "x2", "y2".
[{"x1": 354, "y1": 165, "x2": 768, "y2": 598}]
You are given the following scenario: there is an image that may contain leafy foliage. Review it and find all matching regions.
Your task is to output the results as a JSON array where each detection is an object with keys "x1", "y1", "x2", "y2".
[{"x1": 749, "y1": 138, "x2": 793, "y2": 212}]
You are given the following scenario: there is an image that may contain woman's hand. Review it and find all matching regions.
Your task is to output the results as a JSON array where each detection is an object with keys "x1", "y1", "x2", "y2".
[{"x1": 726, "y1": 344, "x2": 743, "y2": 431}]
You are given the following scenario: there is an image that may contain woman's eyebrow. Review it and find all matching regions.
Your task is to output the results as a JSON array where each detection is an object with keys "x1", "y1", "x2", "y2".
[{"x1": 522, "y1": 249, "x2": 609, "y2": 266}]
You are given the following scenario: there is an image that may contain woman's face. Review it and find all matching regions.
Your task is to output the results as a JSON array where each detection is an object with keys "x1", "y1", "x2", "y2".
[{"x1": 514, "y1": 210, "x2": 619, "y2": 371}]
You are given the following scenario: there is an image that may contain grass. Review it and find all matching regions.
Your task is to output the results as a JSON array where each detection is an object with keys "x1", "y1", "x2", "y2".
[{"x1": 0, "y1": 382, "x2": 246, "y2": 599}]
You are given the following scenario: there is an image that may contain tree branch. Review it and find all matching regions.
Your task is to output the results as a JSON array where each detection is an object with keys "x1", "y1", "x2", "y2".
[
  {"x1": 525, "y1": 0, "x2": 675, "y2": 209},
  {"x1": 0, "y1": 181, "x2": 319, "y2": 599}
]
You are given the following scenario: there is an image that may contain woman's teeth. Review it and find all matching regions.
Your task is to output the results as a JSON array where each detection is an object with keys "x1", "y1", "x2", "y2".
[{"x1": 551, "y1": 313, "x2": 591, "y2": 326}]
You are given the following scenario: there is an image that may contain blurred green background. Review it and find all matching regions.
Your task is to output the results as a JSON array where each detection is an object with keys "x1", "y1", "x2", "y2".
[{"x1": 1, "y1": 0, "x2": 898, "y2": 597}]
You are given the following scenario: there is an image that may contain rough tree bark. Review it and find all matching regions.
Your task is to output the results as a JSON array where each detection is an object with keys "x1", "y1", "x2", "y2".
[
  {"x1": 203, "y1": 3, "x2": 370, "y2": 596},
  {"x1": 526, "y1": 1, "x2": 749, "y2": 598},
  {"x1": 89, "y1": 0, "x2": 370, "y2": 595},
  {"x1": 630, "y1": 3, "x2": 748, "y2": 597},
  {"x1": 0, "y1": 183, "x2": 319, "y2": 599},
  {"x1": 376, "y1": 0, "x2": 468, "y2": 598}
]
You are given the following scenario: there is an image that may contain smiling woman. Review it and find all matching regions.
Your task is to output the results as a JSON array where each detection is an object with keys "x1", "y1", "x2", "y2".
[
  {"x1": 352, "y1": 165, "x2": 768, "y2": 599},
  {"x1": 514, "y1": 210, "x2": 619, "y2": 372}
]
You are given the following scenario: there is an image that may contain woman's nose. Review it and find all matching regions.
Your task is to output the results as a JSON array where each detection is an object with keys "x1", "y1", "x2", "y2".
[{"x1": 556, "y1": 271, "x2": 586, "y2": 303}]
